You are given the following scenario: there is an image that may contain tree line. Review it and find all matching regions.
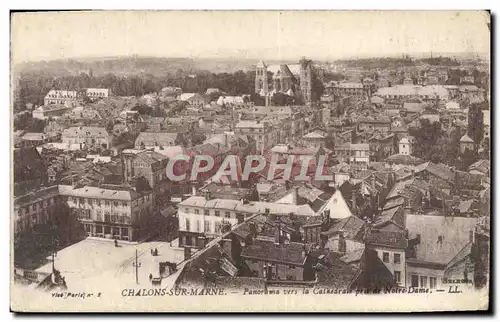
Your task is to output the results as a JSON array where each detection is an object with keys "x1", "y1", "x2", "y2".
[
  {"x1": 13, "y1": 70, "x2": 259, "y2": 113},
  {"x1": 14, "y1": 68, "x2": 328, "y2": 113}
]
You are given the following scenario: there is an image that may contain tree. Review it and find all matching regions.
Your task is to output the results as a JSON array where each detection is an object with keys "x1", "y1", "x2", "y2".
[
  {"x1": 30, "y1": 119, "x2": 46, "y2": 133},
  {"x1": 409, "y1": 119, "x2": 443, "y2": 162},
  {"x1": 468, "y1": 103, "x2": 484, "y2": 151},
  {"x1": 191, "y1": 133, "x2": 206, "y2": 146},
  {"x1": 271, "y1": 93, "x2": 294, "y2": 106},
  {"x1": 461, "y1": 148, "x2": 478, "y2": 171}
]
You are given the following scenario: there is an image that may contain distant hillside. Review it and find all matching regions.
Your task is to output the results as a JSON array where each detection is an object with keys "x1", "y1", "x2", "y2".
[{"x1": 13, "y1": 56, "x2": 268, "y2": 77}]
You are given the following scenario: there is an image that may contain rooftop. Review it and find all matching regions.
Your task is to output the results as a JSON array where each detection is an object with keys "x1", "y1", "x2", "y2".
[{"x1": 241, "y1": 239, "x2": 307, "y2": 266}]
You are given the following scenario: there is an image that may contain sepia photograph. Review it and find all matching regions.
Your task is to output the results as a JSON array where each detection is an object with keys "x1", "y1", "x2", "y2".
[{"x1": 9, "y1": 10, "x2": 491, "y2": 312}]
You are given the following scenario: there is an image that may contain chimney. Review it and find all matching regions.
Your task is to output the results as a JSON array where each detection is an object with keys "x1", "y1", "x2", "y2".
[
  {"x1": 274, "y1": 225, "x2": 281, "y2": 245},
  {"x1": 351, "y1": 188, "x2": 356, "y2": 214},
  {"x1": 191, "y1": 185, "x2": 196, "y2": 196},
  {"x1": 184, "y1": 247, "x2": 191, "y2": 260},
  {"x1": 249, "y1": 222, "x2": 257, "y2": 237},
  {"x1": 323, "y1": 210, "x2": 331, "y2": 226},
  {"x1": 221, "y1": 238, "x2": 232, "y2": 256},
  {"x1": 338, "y1": 232, "x2": 346, "y2": 254}
]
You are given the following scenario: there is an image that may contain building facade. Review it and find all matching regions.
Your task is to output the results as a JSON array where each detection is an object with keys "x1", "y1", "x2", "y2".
[
  {"x1": 59, "y1": 185, "x2": 153, "y2": 241},
  {"x1": 62, "y1": 126, "x2": 113, "y2": 151},
  {"x1": 235, "y1": 120, "x2": 278, "y2": 154},
  {"x1": 44, "y1": 90, "x2": 81, "y2": 106}
]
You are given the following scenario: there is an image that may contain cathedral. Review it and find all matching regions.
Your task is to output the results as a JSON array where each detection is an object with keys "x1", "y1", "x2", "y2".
[{"x1": 255, "y1": 57, "x2": 314, "y2": 104}]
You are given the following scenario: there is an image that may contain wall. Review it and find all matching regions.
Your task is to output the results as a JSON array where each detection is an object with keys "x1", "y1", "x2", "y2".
[
  {"x1": 406, "y1": 264, "x2": 443, "y2": 289},
  {"x1": 375, "y1": 245, "x2": 406, "y2": 287},
  {"x1": 177, "y1": 205, "x2": 239, "y2": 247},
  {"x1": 245, "y1": 258, "x2": 304, "y2": 281}
]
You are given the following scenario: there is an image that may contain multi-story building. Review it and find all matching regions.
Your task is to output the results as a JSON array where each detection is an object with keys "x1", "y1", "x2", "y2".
[
  {"x1": 241, "y1": 238, "x2": 308, "y2": 281},
  {"x1": 13, "y1": 186, "x2": 62, "y2": 234},
  {"x1": 405, "y1": 214, "x2": 479, "y2": 290},
  {"x1": 32, "y1": 104, "x2": 72, "y2": 120},
  {"x1": 59, "y1": 184, "x2": 153, "y2": 241},
  {"x1": 44, "y1": 90, "x2": 81, "y2": 106},
  {"x1": 121, "y1": 149, "x2": 169, "y2": 188},
  {"x1": 85, "y1": 88, "x2": 112, "y2": 101},
  {"x1": 331, "y1": 82, "x2": 365, "y2": 98},
  {"x1": 366, "y1": 227, "x2": 408, "y2": 287},
  {"x1": 14, "y1": 184, "x2": 153, "y2": 242},
  {"x1": 62, "y1": 126, "x2": 113, "y2": 151},
  {"x1": 235, "y1": 119, "x2": 278, "y2": 154},
  {"x1": 358, "y1": 116, "x2": 392, "y2": 133},
  {"x1": 334, "y1": 143, "x2": 370, "y2": 166},
  {"x1": 134, "y1": 132, "x2": 180, "y2": 149},
  {"x1": 374, "y1": 85, "x2": 450, "y2": 102},
  {"x1": 177, "y1": 195, "x2": 318, "y2": 248},
  {"x1": 398, "y1": 137, "x2": 414, "y2": 155},
  {"x1": 460, "y1": 134, "x2": 475, "y2": 154}
]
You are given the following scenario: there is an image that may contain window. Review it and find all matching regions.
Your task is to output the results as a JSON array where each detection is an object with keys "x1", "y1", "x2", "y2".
[
  {"x1": 420, "y1": 276, "x2": 428, "y2": 288},
  {"x1": 289, "y1": 265, "x2": 295, "y2": 270},
  {"x1": 394, "y1": 271, "x2": 401, "y2": 284},
  {"x1": 122, "y1": 202, "x2": 128, "y2": 207},
  {"x1": 105, "y1": 201, "x2": 110, "y2": 206},
  {"x1": 204, "y1": 221, "x2": 210, "y2": 233},
  {"x1": 194, "y1": 209, "x2": 200, "y2": 215},
  {"x1": 430, "y1": 277, "x2": 437, "y2": 289},
  {"x1": 104, "y1": 213, "x2": 111, "y2": 222},
  {"x1": 196, "y1": 220, "x2": 200, "y2": 232},
  {"x1": 111, "y1": 215, "x2": 117, "y2": 222},
  {"x1": 225, "y1": 211, "x2": 231, "y2": 218},
  {"x1": 185, "y1": 218, "x2": 190, "y2": 231},
  {"x1": 204, "y1": 210, "x2": 210, "y2": 216},
  {"x1": 114, "y1": 202, "x2": 119, "y2": 207},
  {"x1": 215, "y1": 211, "x2": 220, "y2": 217},
  {"x1": 411, "y1": 275, "x2": 419, "y2": 287},
  {"x1": 382, "y1": 252, "x2": 389, "y2": 263},
  {"x1": 394, "y1": 253, "x2": 401, "y2": 264},
  {"x1": 184, "y1": 208, "x2": 189, "y2": 213}
]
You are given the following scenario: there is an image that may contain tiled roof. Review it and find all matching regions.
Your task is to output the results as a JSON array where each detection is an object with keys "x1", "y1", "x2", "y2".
[
  {"x1": 135, "y1": 132, "x2": 178, "y2": 146},
  {"x1": 418, "y1": 162, "x2": 455, "y2": 184},
  {"x1": 374, "y1": 205, "x2": 404, "y2": 228},
  {"x1": 322, "y1": 215, "x2": 365, "y2": 240},
  {"x1": 62, "y1": 126, "x2": 109, "y2": 138},
  {"x1": 468, "y1": 159, "x2": 490, "y2": 175},
  {"x1": 365, "y1": 228, "x2": 407, "y2": 248},
  {"x1": 241, "y1": 239, "x2": 307, "y2": 266},
  {"x1": 58, "y1": 185, "x2": 143, "y2": 201},
  {"x1": 460, "y1": 134, "x2": 474, "y2": 143}
]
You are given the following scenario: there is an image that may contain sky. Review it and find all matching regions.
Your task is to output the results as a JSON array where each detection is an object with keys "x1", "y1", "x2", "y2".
[{"x1": 11, "y1": 11, "x2": 490, "y2": 65}]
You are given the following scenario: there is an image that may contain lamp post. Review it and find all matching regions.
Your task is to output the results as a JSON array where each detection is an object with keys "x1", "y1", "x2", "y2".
[{"x1": 132, "y1": 248, "x2": 141, "y2": 284}]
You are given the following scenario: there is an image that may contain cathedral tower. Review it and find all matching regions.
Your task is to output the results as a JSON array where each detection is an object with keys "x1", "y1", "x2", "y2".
[
  {"x1": 255, "y1": 60, "x2": 268, "y2": 96},
  {"x1": 299, "y1": 57, "x2": 313, "y2": 105}
]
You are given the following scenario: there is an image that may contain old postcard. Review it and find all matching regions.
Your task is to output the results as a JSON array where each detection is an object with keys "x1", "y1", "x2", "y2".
[{"x1": 10, "y1": 10, "x2": 490, "y2": 312}]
